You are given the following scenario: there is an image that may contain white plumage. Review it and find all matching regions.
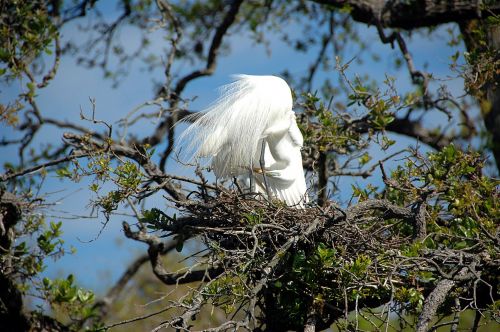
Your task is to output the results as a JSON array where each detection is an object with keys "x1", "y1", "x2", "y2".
[{"x1": 179, "y1": 74, "x2": 308, "y2": 208}]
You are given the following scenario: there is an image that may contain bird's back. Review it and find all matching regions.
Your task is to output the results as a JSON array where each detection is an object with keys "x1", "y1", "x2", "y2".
[{"x1": 180, "y1": 74, "x2": 293, "y2": 178}]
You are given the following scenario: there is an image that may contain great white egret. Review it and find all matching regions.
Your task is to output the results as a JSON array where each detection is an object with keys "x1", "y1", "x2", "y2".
[{"x1": 180, "y1": 74, "x2": 308, "y2": 208}]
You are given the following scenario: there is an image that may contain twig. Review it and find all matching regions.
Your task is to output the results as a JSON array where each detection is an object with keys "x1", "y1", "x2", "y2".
[{"x1": 0, "y1": 152, "x2": 88, "y2": 182}]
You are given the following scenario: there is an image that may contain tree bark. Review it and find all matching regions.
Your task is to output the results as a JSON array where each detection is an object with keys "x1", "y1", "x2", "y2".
[
  {"x1": 483, "y1": 24, "x2": 500, "y2": 170},
  {"x1": 416, "y1": 278, "x2": 455, "y2": 332},
  {"x1": 460, "y1": 20, "x2": 500, "y2": 170},
  {"x1": 304, "y1": 304, "x2": 317, "y2": 332},
  {"x1": 312, "y1": 0, "x2": 500, "y2": 30},
  {"x1": 317, "y1": 151, "x2": 328, "y2": 207},
  {"x1": 0, "y1": 274, "x2": 30, "y2": 332},
  {"x1": 0, "y1": 192, "x2": 68, "y2": 332}
]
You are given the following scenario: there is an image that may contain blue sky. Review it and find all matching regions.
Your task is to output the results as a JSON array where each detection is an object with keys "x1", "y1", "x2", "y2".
[{"x1": 0, "y1": 5, "x2": 474, "y2": 296}]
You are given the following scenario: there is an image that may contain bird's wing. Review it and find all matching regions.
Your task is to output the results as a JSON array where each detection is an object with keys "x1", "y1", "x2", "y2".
[
  {"x1": 265, "y1": 170, "x2": 308, "y2": 208},
  {"x1": 253, "y1": 165, "x2": 308, "y2": 208},
  {"x1": 253, "y1": 128, "x2": 308, "y2": 208},
  {"x1": 287, "y1": 117, "x2": 304, "y2": 147}
]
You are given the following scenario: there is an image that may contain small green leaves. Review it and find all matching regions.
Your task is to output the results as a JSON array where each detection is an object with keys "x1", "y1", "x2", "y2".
[
  {"x1": 40, "y1": 274, "x2": 96, "y2": 322},
  {"x1": 395, "y1": 287, "x2": 424, "y2": 312},
  {"x1": 380, "y1": 135, "x2": 396, "y2": 150},
  {"x1": 346, "y1": 254, "x2": 371, "y2": 277},
  {"x1": 358, "y1": 152, "x2": 372, "y2": 166},
  {"x1": 89, "y1": 183, "x2": 99, "y2": 192},
  {"x1": 314, "y1": 242, "x2": 337, "y2": 267},
  {"x1": 141, "y1": 208, "x2": 172, "y2": 230},
  {"x1": 42, "y1": 277, "x2": 51, "y2": 288},
  {"x1": 14, "y1": 241, "x2": 28, "y2": 257},
  {"x1": 174, "y1": 234, "x2": 185, "y2": 252},
  {"x1": 202, "y1": 275, "x2": 245, "y2": 314},
  {"x1": 0, "y1": 102, "x2": 22, "y2": 126},
  {"x1": 55, "y1": 167, "x2": 72, "y2": 178},
  {"x1": 26, "y1": 82, "x2": 36, "y2": 99},
  {"x1": 401, "y1": 242, "x2": 422, "y2": 258},
  {"x1": 351, "y1": 183, "x2": 378, "y2": 200},
  {"x1": 0, "y1": 1, "x2": 58, "y2": 79},
  {"x1": 114, "y1": 160, "x2": 143, "y2": 189},
  {"x1": 37, "y1": 221, "x2": 63, "y2": 255},
  {"x1": 387, "y1": 145, "x2": 498, "y2": 251},
  {"x1": 242, "y1": 209, "x2": 263, "y2": 225}
]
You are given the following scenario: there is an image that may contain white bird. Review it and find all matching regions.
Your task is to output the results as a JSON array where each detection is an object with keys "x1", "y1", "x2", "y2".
[{"x1": 179, "y1": 74, "x2": 308, "y2": 208}]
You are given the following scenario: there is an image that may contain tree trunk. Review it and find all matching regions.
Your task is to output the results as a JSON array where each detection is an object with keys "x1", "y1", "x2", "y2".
[
  {"x1": 460, "y1": 20, "x2": 500, "y2": 171},
  {"x1": 484, "y1": 25, "x2": 500, "y2": 171},
  {"x1": 317, "y1": 152, "x2": 328, "y2": 207},
  {"x1": 0, "y1": 191, "x2": 29, "y2": 331}
]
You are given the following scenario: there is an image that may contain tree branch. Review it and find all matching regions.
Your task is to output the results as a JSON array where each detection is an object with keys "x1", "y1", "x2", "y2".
[
  {"x1": 304, "y1": 303, "x2": 317, "y2": 332},
  {"x1": 0, "y1": 152, "x2": 88, "y2": 182},
  {"x1": 312, "y1": 0, "x2": 500, "y2": 29},
  {"x1": 62, "y1": 132, "x2": 186, "y2": 202},
  {"x1": 416, "y1": 267, "x2": 472, "y2": 332},
  {"x1": 386, "y1": 118, "x2": 451, "y2": 150},
  {"x1": 122, "y1": 222, "x2": 222, "y2": 286},
  {"x1": 416, "y1": 279, "x2": 454, "y2": 332},
  {"x1": 142, "y1": 0, "x2": 244, "y2": 163},
  {"x1": 173, "y1": 0, "x2": 244, "y2": 97},
  {"x1": 346, "y1": 199, "x2": 413, "y2": 222},
  {"x1": 317, "y1": 152, "x2": 328, "y2": 207}
]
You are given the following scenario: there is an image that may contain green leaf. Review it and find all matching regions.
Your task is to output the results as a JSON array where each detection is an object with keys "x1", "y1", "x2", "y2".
[
  {"x1": 175, "y1": 238, "x2": 184, "y2": 252},
  {"x1": 43, "y1": 277, "x2": 51, "y2": 288}
]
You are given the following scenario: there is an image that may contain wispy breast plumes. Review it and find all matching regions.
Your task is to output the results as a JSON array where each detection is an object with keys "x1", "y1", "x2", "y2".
[{"x1": 179, "y1": 74, "x2": 308, "y2": 208}]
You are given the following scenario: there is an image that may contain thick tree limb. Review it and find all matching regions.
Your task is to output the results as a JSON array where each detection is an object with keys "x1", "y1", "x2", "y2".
[
  {"x1": 413, "y1": 200, "x2": 427, "y2": 240},
  {"x1": 416, "y1": 268, "x2": 467, "y2": 332},
  {"x1": 416, "y1": 267, "x2": 468, "y2": 332},
  {"x1": 0, "y1": 191, "x2": 22, "y2": 275},
  {"x1": 460, "y1": 20, "x2": 500, "y2": 170},
  {"x1": 353, "y1": 116, "x2": 452, "y2": 150},
  {"x1": 304, "y1": 303, "x2": 317, "y2": 332},
  {"x1": 0, "y1": 193, "x2": 29, "y2": 332},
  {"x1": 472, "y1": 309, "x2": 482, "y2": 332},
  {"x1": 0, "y1": 192, "x2": 68, "y2": 332},
  {"x1": 346, "y1": 199, "x2": 413, "y2": 222},
  {"x1": 312, "y1": 0, "x2": 500, "y2": 29},
  {"x1": 122, "y1": 222, "x2": 222, "y2": 286},
  {"x1": 317, "y1": 152, "x2": 328, "y2": 207},
  {"x1": 386, "y1": 118, "x2": 451, "y2": 150}
]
